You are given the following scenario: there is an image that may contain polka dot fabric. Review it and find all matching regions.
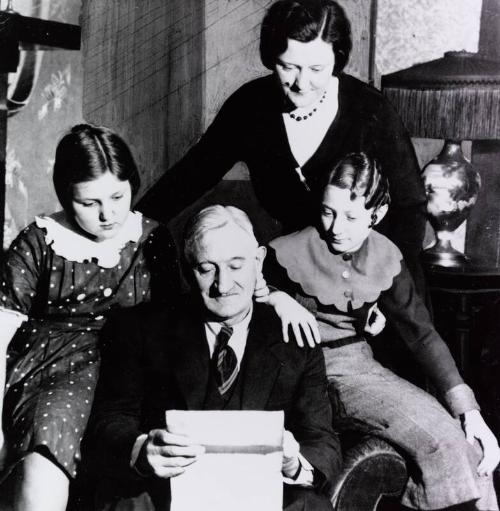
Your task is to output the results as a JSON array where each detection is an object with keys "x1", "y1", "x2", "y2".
[{"x1": 1, "y1": 215, "x2": 179, "y2": 478}]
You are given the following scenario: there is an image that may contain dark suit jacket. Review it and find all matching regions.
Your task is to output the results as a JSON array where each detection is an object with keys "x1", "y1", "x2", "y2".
[{"x1": 90, "y1": 302, "x2": 340, "y2": 499}]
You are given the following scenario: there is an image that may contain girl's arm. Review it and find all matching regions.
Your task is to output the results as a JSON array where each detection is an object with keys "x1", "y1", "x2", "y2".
[
  {"x1": 379, "y1": 262, "x2": 500, "y2": 474},
  {"x1": 258, "y1": 248, "x2": 321, "y2": 348},
  {"x1": 0, "y1": 311, "x2": 24, "y2": 465}
]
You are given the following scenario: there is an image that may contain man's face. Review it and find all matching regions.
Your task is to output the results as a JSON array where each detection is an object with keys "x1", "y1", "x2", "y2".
[{"x1": 190, "y1": 224, "x2": 266, "y2": 325}]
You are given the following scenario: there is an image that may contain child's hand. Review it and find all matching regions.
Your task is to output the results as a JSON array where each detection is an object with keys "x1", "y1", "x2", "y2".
[
  {"x1": 462, "y1": 409, "x2": 500, "y2": 476},
  {"x1": 259, "y1": 290, "x2": 320, "y2": 348},
  {"x1": 364, "y1": 304, "x2": 386, "y2": 337},
  {"x1": 253, "y1": 272, "x2": 271, "y2": 301}
]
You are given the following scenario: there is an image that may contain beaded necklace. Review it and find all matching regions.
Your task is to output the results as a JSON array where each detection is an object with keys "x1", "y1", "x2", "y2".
[{"x1": 288, "y1": 89, "x2": 327, "y2": 121}]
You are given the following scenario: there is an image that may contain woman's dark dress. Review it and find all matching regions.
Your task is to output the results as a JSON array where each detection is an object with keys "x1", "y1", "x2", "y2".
[
  {"x1": 0, "y1": 212, "x2": 179, "y2": 478},
  {"x1": 138, "y1": 73, "x2": 426, "y2": 288}
]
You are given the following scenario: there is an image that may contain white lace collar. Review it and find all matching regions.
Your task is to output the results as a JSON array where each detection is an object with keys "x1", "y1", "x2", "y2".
[{"x1": 35, "y1": 211, "x2": 143, "y2": 268}]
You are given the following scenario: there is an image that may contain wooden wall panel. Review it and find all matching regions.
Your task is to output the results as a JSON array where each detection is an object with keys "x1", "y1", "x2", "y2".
[
  {"x1": 81, "y1": 0, "x2": 205, "y2": 195},
  {"x1": 81, "y1": 0, "x2": 372, "y2": 186}
]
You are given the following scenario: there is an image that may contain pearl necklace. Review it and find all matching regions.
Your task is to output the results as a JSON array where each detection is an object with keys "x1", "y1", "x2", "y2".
[{"x1": 288, "y1": 89, "x2": 327, "y2": 121}]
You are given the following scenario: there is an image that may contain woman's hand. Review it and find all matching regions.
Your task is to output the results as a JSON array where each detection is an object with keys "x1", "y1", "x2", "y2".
[
  {"x1": 364, "y1": 303, "x2": 386, "y2": 337},
  {"x1": 258, "y1": 289, "x2": 320, "y2": 348},
  {"x1": 462, "y1": 409, "x2": 500, "y2": 476}
]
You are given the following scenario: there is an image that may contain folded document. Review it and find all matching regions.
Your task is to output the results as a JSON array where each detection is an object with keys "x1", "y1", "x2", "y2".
[{"x1": 166, "y1": 409, "x2": 284, "y2": 511}]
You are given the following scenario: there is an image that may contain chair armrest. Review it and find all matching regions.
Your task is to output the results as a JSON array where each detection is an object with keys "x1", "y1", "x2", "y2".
[{"x1": 330, "y1": 436, "x2": 407, "y2": 511}]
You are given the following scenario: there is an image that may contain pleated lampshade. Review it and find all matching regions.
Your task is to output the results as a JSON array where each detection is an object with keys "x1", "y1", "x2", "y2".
[{"x1": 381, "y1": 51, "x2": 500, "y2": 141}]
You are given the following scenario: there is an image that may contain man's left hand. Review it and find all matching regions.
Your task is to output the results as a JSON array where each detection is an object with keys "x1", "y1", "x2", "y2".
[{"x1": 282, "y1": 430, "x2": 300, "y2": 478}]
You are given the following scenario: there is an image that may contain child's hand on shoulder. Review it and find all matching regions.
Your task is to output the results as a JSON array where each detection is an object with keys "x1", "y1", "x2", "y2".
[{"x1": 364, "y1": 303, "x2": 386, "y2": 337}]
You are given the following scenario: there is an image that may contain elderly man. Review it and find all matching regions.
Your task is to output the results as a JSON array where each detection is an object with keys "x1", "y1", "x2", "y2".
[{"x1": 90, "y1": 205, "x2": 340, "y2": 510}]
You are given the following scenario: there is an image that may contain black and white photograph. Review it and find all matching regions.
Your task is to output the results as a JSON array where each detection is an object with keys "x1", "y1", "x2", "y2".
[{"x1": 1, "y1": 0, "x2": 500, "y2": 510}]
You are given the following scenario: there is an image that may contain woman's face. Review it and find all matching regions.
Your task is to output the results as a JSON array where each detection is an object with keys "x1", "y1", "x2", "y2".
[
  {"x1": 70, "y1": 171, "x2": 132, "y2": 242},
  {"x1": 275, "y1": 36, "x2": 335, "y2": 109},
  {"x1": 320, "y1": 185, "x2": 373, "y2": 254}
]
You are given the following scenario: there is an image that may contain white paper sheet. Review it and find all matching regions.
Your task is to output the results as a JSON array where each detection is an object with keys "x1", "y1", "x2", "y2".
[{"x1": 166, "y1": 410, "x2": 284, "y2": 511}]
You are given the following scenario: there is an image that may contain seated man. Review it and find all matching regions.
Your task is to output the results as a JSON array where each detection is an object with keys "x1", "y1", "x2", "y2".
[{"x1": 90, "y1": 205, "x2": 340, "y2": 511}]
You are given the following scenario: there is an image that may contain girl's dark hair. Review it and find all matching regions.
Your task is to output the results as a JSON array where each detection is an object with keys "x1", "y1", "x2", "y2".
[
  {"x1": 260, "y1": 0, "x2": 352, "y2": 76},
  {"x1": 325, "y1": 152, "x2": 391, "y2": 211},
  {"x1": 53, "y1": 124, "x2": 140, "y2": 211}
]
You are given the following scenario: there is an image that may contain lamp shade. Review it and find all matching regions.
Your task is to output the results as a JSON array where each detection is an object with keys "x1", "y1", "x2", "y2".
[{"x1": 381, "y1": 51, "x2": 500, "y2": 140}]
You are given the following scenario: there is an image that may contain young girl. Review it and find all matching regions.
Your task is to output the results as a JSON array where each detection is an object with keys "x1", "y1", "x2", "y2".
[
  {"x1": 0, "y1": 124, "x2": 316, "y2": 511},
  {"x1": 0, "y1": 124, "x2": 180, "y2": 511},
  {"x1": 265, "y1": 152, "x2": 500, "y2": 511}
]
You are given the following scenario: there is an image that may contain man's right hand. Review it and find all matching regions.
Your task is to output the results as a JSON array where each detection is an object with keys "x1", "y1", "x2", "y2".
[{"x1": 135, "y1": 429, "x2": 205, "y2": 479}]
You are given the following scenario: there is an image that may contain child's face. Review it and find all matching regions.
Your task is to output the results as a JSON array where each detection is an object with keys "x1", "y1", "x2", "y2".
[
  {"x1": 320, "y1": 185, "x2": 374, "y2": 254},
  {"x1": 71, "y1": 171, "x2": 132, "y2": 242}
]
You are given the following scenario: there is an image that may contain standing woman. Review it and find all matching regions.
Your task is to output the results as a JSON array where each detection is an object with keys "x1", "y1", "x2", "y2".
[
  {"x1": 138, "y1": 0, "x2": 426, "y2": 290},
  {"x1": 0, "y1": 125, "x2": 179, "y2": 511}
]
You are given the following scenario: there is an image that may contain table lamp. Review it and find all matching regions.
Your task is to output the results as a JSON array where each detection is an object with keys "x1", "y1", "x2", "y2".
[{"x1": 382, "y1": 51, "x2": 500, "y2": 267}]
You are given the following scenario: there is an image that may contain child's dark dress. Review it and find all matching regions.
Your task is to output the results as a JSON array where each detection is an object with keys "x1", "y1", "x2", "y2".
[{"x1": 0, "y1": 211, "x2": 178, "y2": 478}]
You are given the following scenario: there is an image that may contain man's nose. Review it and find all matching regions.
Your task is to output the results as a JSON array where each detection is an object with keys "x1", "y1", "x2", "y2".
[{"x1": 215, "y1": 269, "x2": 232, "y2": 294}]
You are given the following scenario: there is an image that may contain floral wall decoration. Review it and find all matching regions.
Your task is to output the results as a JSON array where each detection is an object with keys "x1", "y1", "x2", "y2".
[{"x1": 4, "y1": 0, "x2": 83, "y2": 250}]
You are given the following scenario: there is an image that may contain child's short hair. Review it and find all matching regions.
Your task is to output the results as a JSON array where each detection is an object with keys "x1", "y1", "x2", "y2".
[
  {"x1": 324, "y1": 152, "x2": 390, "y2": 210},
  {"x1": 53, "y1": 124, "x2": 140, "y2": 212}
]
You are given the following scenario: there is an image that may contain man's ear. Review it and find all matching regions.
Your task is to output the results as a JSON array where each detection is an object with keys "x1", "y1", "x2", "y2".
[
  {"x1": 255, "y1": 245, "x2": 267, "y2": 271},
  {"x1": 372, "y1": 204, "x2": 388, "y2": 226}
]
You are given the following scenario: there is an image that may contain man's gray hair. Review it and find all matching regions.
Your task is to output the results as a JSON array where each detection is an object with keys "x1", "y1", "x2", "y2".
[{"x1": 183, "y1": 205, "x2": 258, "y2": 263}]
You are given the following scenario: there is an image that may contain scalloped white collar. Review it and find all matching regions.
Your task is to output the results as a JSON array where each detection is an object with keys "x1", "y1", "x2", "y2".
[{"x1": 35, "y1": 211, "x2": 143, "y2": 268}]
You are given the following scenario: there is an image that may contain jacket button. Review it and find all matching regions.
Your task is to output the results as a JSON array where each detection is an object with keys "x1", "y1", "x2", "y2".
[
  {"x1": 342, "y1": 270, "x2": 350, "y2": 279},
  {"x1": 342, "y1": 253, "x2": 352, "y2": 261},
  {"x1": 344, "y1": 290, "x2": 353, "y2": 298}
]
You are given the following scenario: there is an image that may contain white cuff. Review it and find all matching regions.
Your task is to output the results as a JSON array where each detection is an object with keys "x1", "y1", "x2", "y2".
[
  {"x1": 130, "y1": 433, "x2": 148, "y2": 474},
  {"x1": 444, "y1": 383, "x2": 480, "y2": 418},
  {"x1": 283, "y1": 453, "x2": 314, "y2": 487},
  {"x1": 0, "y1": 307, "x2": 27, "y2": 328}
]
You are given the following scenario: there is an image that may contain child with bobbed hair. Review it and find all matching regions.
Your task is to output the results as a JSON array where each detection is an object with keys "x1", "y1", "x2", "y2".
[
  {"x1": 0, "y1": 124, "x2": 180, "y2": 511},
  {"x1": 266, "y1": 152, "x2": 500, "y2": 511}
]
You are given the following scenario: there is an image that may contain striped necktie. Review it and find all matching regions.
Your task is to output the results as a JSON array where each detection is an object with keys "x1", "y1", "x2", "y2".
[{"x1": 213, "y1": 325, "x2": 238, "y2": 396}]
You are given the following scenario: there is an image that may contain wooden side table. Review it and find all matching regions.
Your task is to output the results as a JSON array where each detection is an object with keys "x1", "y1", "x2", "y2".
[{"x1": 424, "y1": 262, "x2": 500, "y2": 383}]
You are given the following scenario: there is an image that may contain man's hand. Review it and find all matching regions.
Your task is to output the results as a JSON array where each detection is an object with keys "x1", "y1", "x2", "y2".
[
  {"x1": 462, "y1": 409, "x2": 500, "y2": 476},
  {"x1": 135, "y1": 429, "x2": 205, "y2": 479},
  {"x1": 258, "y1": 290, "x2": 320, "y2": 348},
  {"x1": 282, "y1": 430, "x2": 300, "y2": 478}
]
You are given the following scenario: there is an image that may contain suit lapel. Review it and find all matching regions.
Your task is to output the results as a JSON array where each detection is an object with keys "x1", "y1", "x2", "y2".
[
  {"x1": 241, "y1": 306, "x2": 283, "y2": 410},
  {"x1": 172, "y1": 306, "x2": 211, "y2": 410}
]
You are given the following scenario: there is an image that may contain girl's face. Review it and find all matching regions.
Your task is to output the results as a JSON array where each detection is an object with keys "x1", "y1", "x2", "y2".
[
  {"x1": 320, "y1": 185, "x2": 374, "y2": 254},
  {"x1": 274, "y1": 36, "x2": 335, "y2": 109},
  {"x1": 71, "y1": 171, "x2": 132, "y2": 242}
]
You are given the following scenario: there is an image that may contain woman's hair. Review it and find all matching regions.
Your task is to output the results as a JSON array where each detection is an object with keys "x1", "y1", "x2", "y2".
[
  {"x1": 53, "y1": 124, "x2": 141, "y2": 211},
  {"x1": 260, "y1": 0, "x2": 352, "y2": 76},
  {"x1": 183, "y1": 205, "x2": 257, "y2": 264},
  {"x1": 324, "y1": 152, "x2": 391, "y2": 211}
]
